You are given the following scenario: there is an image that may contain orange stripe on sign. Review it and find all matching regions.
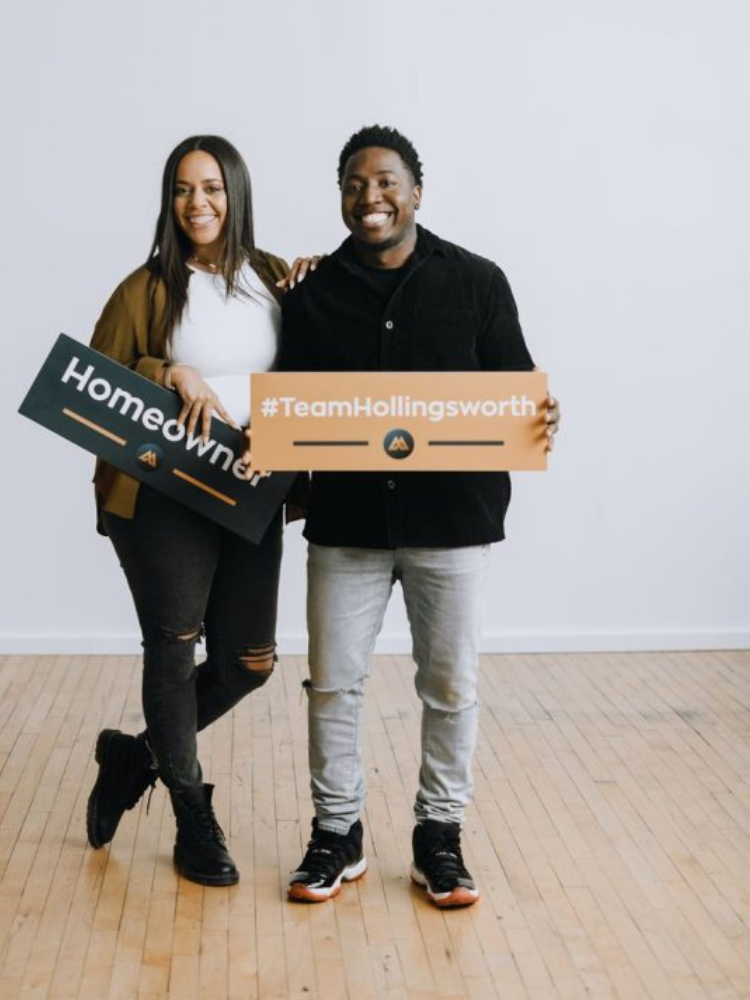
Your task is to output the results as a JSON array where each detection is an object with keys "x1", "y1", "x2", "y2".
[
  {"x1": 172, "y1": 469, "x2": 237, "y2": 507},
  {"x1": 63, "y1": 408, "x2": 126, "y2": 446}
]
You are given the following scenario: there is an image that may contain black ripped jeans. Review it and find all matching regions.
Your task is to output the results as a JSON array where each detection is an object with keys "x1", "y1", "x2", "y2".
[{"x1": 103, "y1": 485, "x2": 283, "y2": 792}]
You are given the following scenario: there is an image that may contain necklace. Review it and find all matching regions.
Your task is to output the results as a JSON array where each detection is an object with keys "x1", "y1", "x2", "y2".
[{"x1": 188, "y1": 254, "x2": 223, "y2": 273}]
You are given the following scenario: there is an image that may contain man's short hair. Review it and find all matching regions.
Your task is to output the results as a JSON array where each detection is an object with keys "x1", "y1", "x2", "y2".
[{"x1": 337, "y1": 125, "x2": 424, "y2": 188}]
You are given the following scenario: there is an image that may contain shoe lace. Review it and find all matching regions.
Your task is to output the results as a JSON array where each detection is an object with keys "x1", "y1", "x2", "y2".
[
  {"x1": 299, "y1": 830, "x2": 350, "y2": 878},
  {"x1": 194, "y1": 808, "x2": 227, "y2": 845},
  {"x1": 123, "y1": 770, "x2": 157, "y2": 812},
  {"x1": 424, "y1": 834, "x2": 469, "y2": 880},
  {"x1": 143, "y1": 782, "x2": 156, "y2": 816}
]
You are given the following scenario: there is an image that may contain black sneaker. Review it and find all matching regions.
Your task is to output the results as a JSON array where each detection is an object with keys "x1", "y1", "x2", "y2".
[
  {"x1": 411, "y1": 820, "x2": 479, "y2": 908},
  {"x1": 86, "y1": 729, "x2": 158, "y2": 849},
  {"x1": 288, "y1": 818, "x2": 367, "y2": 902}
]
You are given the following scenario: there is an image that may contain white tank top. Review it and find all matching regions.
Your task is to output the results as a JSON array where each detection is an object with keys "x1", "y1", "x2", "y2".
[{"x1": 169, "y1": 260, "x2": 280, "y2": 426}]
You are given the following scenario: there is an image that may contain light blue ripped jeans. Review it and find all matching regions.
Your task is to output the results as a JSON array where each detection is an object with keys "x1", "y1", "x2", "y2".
[{"x1": 306, "y1": 543, "x2": 491, "y2": 834}]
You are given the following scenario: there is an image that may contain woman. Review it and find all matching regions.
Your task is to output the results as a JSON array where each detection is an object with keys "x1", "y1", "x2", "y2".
[{"x1": 86, "y1": 135, "x2": 312, "y2": 886}]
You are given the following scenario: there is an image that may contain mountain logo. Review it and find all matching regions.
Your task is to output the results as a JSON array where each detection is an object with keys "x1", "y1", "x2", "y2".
[
  {"x1": 136, "y1": 442, "x2": 163, "y2": 471},
  {"x1": 383, "y1": 429, "x2": 415, "y2": 460}
]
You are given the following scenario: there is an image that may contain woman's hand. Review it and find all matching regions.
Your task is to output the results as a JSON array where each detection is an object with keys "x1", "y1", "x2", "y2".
[
  {"x1": 240, "y1": 428, "x2": 269, "y2": 480},
  {"x1": 167, "y1": 364, "x2": 240, "y2": 441},
  {"x1": 545, "y1": 393, "x2": 561, "y2": 452},
  {"x1": 276, "y1": 255, "x2": 324, "y2": 291}
]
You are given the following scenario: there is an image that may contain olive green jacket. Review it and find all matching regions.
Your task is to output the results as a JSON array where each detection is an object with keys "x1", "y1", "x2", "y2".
[{"x1": 89, "y1": 249, "x2": 301, "y2": 528}]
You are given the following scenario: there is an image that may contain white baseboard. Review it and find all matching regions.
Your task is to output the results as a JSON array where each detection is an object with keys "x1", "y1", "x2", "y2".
[{"x1": 1, "y1": 630, "x2": 748, "y2": 655}]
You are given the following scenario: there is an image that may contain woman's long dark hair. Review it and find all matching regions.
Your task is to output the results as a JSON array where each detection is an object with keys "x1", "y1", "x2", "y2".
[{"x1": 146, "y1": 135, "x2": 256, "y2": 350}]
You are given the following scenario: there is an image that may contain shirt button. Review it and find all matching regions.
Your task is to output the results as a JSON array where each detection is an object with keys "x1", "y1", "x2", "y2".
[
  {"x1": 384, "y1": 320, "x2": 394, "y2": 330},
  {"x1": 387, "y1": 480, "x2": 396, "y2": 490}
]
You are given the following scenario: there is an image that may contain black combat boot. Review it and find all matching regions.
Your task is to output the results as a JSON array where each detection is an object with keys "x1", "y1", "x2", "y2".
[
  {"x1": 86, "y1": 729, "x2": 158, "y2": 849},
  {"x1": 170, "y1": 784, "x2": 239, "y2": 887}
]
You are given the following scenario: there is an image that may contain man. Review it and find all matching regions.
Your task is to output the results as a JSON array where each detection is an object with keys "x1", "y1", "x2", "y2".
[{"x1": 279, "y1": 125, "x2": 559, "y2": 908}]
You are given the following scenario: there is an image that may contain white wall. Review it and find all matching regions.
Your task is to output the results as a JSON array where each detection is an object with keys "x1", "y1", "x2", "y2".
[{"x1": 1, "y1": 0, "x2": 747, "y2": 653}]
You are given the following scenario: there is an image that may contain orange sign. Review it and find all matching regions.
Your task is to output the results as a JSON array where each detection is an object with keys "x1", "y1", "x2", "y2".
[{"x1": 250, "y1": 371, "x2": 548, "y2": 471}]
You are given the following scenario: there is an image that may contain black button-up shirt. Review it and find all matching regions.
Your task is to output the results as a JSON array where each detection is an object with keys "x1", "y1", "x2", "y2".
[{"x1": 279, "y1": 226, "x2": 535, "y2": 548}]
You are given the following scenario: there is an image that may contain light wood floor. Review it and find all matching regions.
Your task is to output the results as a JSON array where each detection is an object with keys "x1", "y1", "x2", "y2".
[{"x1": 1, "y1": 650, "x2": 750, "y2": 1000}]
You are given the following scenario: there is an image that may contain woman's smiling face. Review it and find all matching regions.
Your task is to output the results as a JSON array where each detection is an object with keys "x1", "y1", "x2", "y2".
[{"x1": 173, "y1": 150, "x2": 228, "y2": 260}]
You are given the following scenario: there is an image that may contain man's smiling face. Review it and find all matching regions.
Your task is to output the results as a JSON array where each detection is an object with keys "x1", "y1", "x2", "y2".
[{"x1": 340, "y1": 146, "x2": 421, "y2": 261}]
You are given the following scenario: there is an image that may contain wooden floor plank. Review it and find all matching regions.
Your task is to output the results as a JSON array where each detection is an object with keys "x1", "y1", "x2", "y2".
[{"x1": 1, "y1": 649, "x2": 750, "y2": 999}]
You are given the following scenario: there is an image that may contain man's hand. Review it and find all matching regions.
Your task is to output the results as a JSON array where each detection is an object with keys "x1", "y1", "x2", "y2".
[{"x1": 545, "y1": 393, "x2": 560, "y2": 453}]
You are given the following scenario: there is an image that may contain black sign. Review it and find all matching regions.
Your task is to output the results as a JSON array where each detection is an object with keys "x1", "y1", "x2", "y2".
[{"x1": 19, "y1": 334, "x2": 297, "y2": 543}]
